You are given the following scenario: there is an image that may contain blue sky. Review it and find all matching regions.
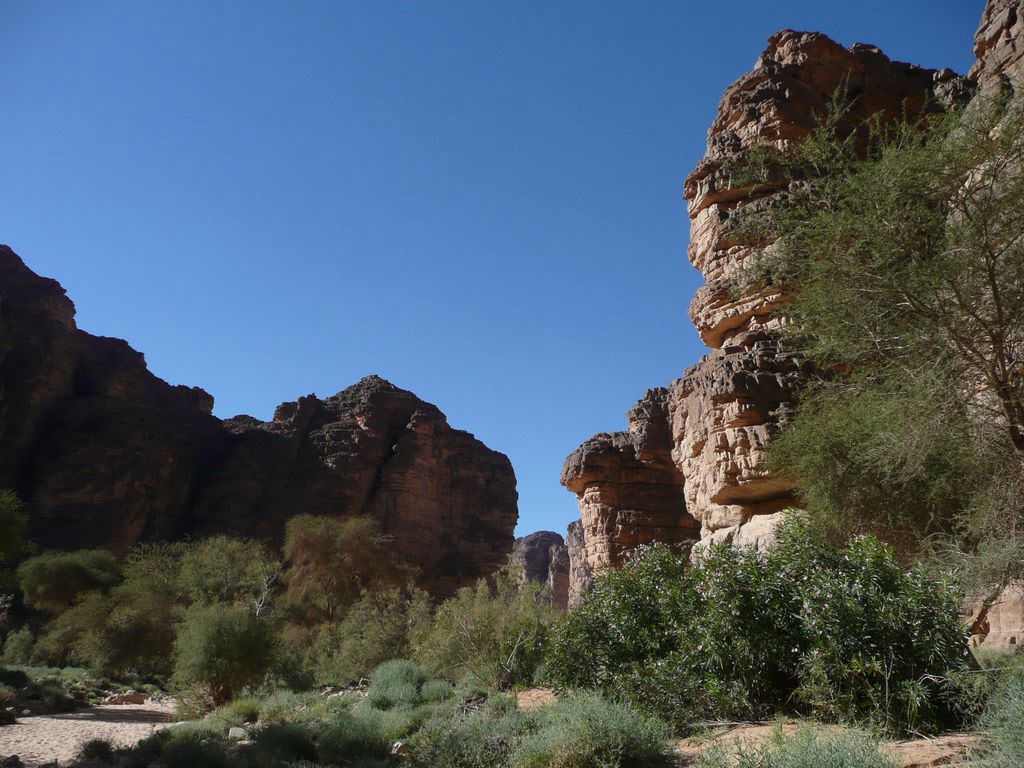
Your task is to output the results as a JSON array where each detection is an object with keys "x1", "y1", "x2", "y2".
[{"x1": 1, "y1": 2, "x2": 980, "y2": 537}]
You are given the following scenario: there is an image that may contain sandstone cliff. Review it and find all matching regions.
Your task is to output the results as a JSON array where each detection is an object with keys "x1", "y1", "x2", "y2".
[
  {"x1": 0, "y1": 246, "x2": 518, "y2": 595},
  {"x1": 562, "y1": 1, "x2": 1024, "y2": 648},
  {"x1": 509, "y1": 531, "x2": 569, "y2": 610},
  {"x1": 562, "y1": 25, "x2": 982, "y2": 598}
]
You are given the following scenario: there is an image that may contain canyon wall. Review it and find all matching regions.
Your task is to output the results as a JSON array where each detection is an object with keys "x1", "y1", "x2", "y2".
[
  {"x1": 0, "y1": 247, "x2": 518, "y2": 595},
  {"x1": 562, "y1": 23, "x2": 986, "y2": 596},
  {"x1": 510, "y1": 531, "x2": 570, "y2": 610}
]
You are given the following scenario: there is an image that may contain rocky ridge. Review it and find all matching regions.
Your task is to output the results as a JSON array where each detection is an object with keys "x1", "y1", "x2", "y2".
[{"x1": 0, "y1": 247, "x2": 518, "y2": 595}]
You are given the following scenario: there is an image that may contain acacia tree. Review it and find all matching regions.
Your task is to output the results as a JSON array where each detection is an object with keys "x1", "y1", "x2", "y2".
[
  {"x1": 283, "y1": 515, "x2": 411, "y2": 623},
  {"x1": 740, "y1": 92, "x2": 1024, "y2": 582}
]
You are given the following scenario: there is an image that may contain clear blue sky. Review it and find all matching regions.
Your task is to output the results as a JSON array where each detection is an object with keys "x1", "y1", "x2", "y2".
[{"x1": 1, "y1": 2, "x2": 980, "y2": 537}]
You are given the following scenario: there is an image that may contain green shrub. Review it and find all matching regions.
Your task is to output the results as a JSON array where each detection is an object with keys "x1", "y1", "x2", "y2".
[
  {"x1": 256, "y1": 689, "x2": 321, "y2": 723},
  {"x1": 545, "y1": 515, "x2": 971, "y2": 735},
  {"x1": 411, "y1": 697, "x2": 537, "y2": 768},
  {"x1": 512, "y1": 693, "x2": 673, "y2": 768},
  {"x1": 77, "y1": 738, "x2": 117, "y2": 763},
  {"x1": 1, "y1": 626, "x2": 33, "y2": 665},
  {"x1": 420, "y1": 679, "x2": 455, "y2": 703},
  {"x1": 317, "y1": 710, "x2": 396, "y2": 764},
  {"x1": 251, "y1": 723, "x2": 318, "y2": 761},
  {"x1": 366, "y1": 659, "x2": 428, "y2": 711},
  {"x1": 310, "y1": 587, "x2": 431, "y2": 684},
  {"x1": 697, "y1": 727, "x2": 896, "y2": 768},
  {"x1": 414, "y1": 566, "x2": 560, "y2": 689},
  {"x1": 977, "y1": 663, "x2": 1024, "y2": 768},
  {"x1": 160, "y1": 730, "x2": 230, "y2": 768},
  {"x1": 410, "y1": 693, "x2": 671, "y2": 768},
  {"x1": 171, "y1": 604, "x2": 277, "y2": 703},
  {"x1": 17, "y1": 549, "x2": 121, "y2": 613}
]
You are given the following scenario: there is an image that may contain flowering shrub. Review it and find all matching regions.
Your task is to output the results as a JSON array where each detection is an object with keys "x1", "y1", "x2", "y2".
[{"x1": 544, "y1": 514, "x2": 971, "y2": 735}]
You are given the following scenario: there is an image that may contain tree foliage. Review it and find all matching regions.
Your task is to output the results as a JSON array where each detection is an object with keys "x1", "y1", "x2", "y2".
[
  {"x1": 283, "y1": 515, "x2": 411, "y2": 623},
  {"x1": 414, "y1": 566, "x2": 560, "y2": 689},
  {"x1": 736, "y1": 91, "x2": 1024, "y2": 582},
  {"x1": 171, "y1": 604, "x2": 276, "y2": 704},
  {"x1": 17, "y1": 549, "x2": 121, "y2": 614}
]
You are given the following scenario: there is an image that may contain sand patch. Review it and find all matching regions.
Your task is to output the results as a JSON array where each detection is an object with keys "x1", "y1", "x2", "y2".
[{"x1": 0, "y1": 699, "x2": 178, "y2": 766}]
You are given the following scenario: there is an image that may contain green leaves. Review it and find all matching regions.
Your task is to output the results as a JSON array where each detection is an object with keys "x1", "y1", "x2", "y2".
[{"x1": 544, "y1": 516, "x2": 971, "y2": 735}]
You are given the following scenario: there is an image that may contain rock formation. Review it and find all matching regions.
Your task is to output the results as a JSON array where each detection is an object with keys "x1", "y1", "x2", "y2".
[
  {"x1": 509, "y1": 531, "x2": 569, "y2": 610},
  {"x1": 971, "y1": 0, "x2": 1024, "y2": 93},
  {"x1": 0, "y1": 246, "x2": 518, "y2": 595},
  {"x1": 565, "y1": 520, "x2": 592, "y2": 609},
  {"x1": 562, "y1": 28, "x2": 977, "y2": 594}
]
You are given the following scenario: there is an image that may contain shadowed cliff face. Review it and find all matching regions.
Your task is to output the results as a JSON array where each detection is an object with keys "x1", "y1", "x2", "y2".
[
  {"x1": 0, "y1": 246, "x2": 518, "y2": 596},
  {"x1": 510, "y1": 531, "x2": 569, "y2": 610},
  {"x1": 561, "y1": 27, "x2": 979, "y2": 596}
]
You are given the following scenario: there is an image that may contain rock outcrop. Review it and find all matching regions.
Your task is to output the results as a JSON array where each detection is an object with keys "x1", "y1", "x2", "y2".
[
  {"x1": 0, "y1": 246, "x2": 518, "y2": 595},
  {"x1": 510, "y1": 531, "x2": 570, "y2": 610},
  {"x1": 971, "y1": 0, "x2": 1024, "y2": 93},
  {"x1": 561, "y1": 388, "x2": 697, "y2": 579},
  {"x1": 562, "y1": 30, "x2": 973, "y2": 586},
  {"x1": 565, "y1": 520, "x2": 592, "y2": 609}
]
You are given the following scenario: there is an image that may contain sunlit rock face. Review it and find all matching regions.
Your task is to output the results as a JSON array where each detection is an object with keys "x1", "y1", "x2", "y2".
[
  {"x1": 0, "y1": 246, "x2": 518, "y2": 596},
  {"x1": 562, "y1": 27, "x2": 974, "y2": 579},
  {"x1": 971, "y1": 0, "x2": 1024, "y2": 94}
]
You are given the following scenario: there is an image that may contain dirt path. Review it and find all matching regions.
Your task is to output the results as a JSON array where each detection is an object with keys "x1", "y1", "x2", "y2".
[{"x1": 0, "y1": 700, "x2": 178, "y2": 766}]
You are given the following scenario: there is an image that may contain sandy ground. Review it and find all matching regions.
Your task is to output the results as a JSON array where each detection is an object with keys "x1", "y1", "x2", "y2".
[
  {"x1": 515, "y1": 687, "x2": 557, "y2": 710},
  {"x1": 675, "y1": 722, "x2": 978, "y2": 768},
  {"x1": 0, "y1": 699, "x2": 178, "y2": 766}
]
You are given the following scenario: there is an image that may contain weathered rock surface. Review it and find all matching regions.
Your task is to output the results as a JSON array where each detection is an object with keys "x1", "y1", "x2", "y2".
[
  {"x1": 565, "y1": 520, "x2": 592, "y2": 609},
  {"x1": 510, "y1": 531, "x2": 569, "y2": 610},
  {"x1": 970, "y1": 582, "x2": 1024, "y2": 651},
  {"x1": 562, "y1": 30, "x2": 973, "y2": 572},
  {"x1": 971, "y1": 0, "x2": 1024, "y2": 93},
  {"x1": 561, "y1": 388, "x2": 697, "y2": 580},
  {"x1": 0, "y1": 246, "x2": 518, "y2": 595}
]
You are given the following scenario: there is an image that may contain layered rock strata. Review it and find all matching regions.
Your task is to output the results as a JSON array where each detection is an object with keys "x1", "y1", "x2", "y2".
[
  {"x1": 0, "y1": 247, "x2": 518, "y2": 595},
  {"x1": 510, "y1": 530, "x2": 570, "y2": 610},
  {"x1": 971, "y1": 0, "x2": 1024, "y2": 93},
  {"x1": 565, "y1": 520, "x2": 593, "y2": 609},
  {"x1": 562, "y1": 30, "x2": 972, "y2": 589}
]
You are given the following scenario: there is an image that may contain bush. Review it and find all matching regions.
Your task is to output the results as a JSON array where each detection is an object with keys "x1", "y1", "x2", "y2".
[
  {"x1": 414, "y1": 566, "x2": 560, "y2": 689},
  {"x1": 77, "y1": 738, "x2": 117, "y2": 763},
  {"x1": 411, "y1": 696, "x2": 538, "y2": 768},
  {"x1": 317, "y1": 710, "x2": 396, "y2": 764},
  {"x1": 366, "y1": 659, "x2": 428, "y2": 711},
  {"x1": 977, "y1": 664, "x2": 1024, "y2": 768},
  {"x1": 171, "y1": 604, "x2": 277, "y2": 703},
  {"x1": 512, "y1": 693, "x2": 673, "y2": 768},
  {"x1": 545, "y1": 515, "x2": 972, "y2": 734},
  {"x1": 698, "y1": 727, "x2": 897, "y2": 768},
  {"x1": 251, "y1": 723, "x2": 318, "y2": 761},
  {"x1": 17, "y1": 549, "x2": 121, "y2": 613},
  {"x1": 310, "y1": 587, "x2": 431, "y2": 684},
  {"x1": 1, "y1": 626, "x2": 34, "y2": 665},
  {"x1": 410, "y1": 693, "x2": 673, "y2": 768}
]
